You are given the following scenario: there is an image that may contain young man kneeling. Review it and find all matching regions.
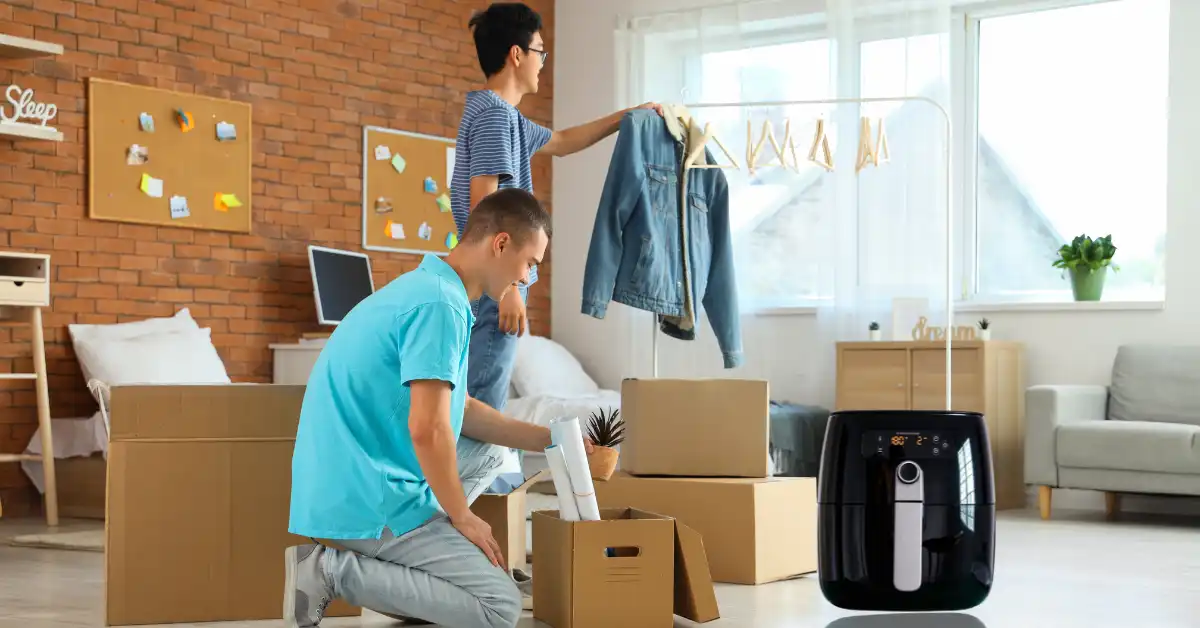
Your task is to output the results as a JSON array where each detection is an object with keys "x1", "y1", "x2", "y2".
[{"x1": 284, "y1": 188, "x2": 590, "y2": 628}]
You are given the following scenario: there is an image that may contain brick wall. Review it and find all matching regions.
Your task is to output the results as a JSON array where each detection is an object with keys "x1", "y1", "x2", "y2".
[{"x1": 0, "y1": 0, "x2": 554, "y2": 515}]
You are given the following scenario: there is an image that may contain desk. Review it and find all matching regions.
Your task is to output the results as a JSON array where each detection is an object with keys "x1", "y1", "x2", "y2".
[{"x1": 269, "y1": 341, "x2": 325, "y2": 385}]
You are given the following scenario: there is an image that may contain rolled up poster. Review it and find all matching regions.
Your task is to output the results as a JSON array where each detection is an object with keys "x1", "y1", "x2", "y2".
[
  {"x1": 543, "y1": 445, "x2": 581, "y2": 521},
  {"x1": 549, "y1": 417, "x2": 601, "y2": 521}
]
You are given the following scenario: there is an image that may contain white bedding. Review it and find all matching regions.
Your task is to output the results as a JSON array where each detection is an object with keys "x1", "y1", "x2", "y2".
[
  {"x1": 22, "y1": 411, "x2": 108, "y2": 494},
  {"x1": 505, "y1": 389, "x2": 621, "y2": 431}
]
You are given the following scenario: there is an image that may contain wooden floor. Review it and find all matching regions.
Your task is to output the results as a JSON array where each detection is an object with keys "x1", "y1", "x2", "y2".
[{"x1": 1, "y1": 508, "x2": 1198, "y2": 627}]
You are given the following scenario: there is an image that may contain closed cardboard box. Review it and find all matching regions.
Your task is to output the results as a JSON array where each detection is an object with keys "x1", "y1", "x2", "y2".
[
  {"x1": 105, "y1": 384, "x2": 360, "y2": 626},
  {"x1": 621, "y1": 378, "x2": 770, "y2": 478},
  {"x1": 595, "y1": 474, "x2": 817, "y2": 585},
  {"x1": 533, "y1": 508, "x2": 719, "y2": 628}
]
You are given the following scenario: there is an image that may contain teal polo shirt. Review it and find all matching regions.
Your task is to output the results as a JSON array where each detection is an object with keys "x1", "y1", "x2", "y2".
[{"x1": 289, "y1": 254, "x2": 474, "y2": 540}]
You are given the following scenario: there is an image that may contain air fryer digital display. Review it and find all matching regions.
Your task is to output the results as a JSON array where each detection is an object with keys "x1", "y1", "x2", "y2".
[{"x1": 862, "y1": 430, "x2": 952, "y2": 459}]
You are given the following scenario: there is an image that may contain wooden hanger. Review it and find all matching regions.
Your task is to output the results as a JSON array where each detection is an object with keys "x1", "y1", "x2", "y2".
[
  {"x1": 855, "y1": 116, "x2": 877, "y2": 173},
  {"x1": 685, "y1": 119, "x2": 740, "y2": 170},
  {"x1": 748, "y1": 119, "x2": 792, "y2": 174},
  {"x1": 874, "y1": 118, "x2": 890, "y2": 166},
  {"x1": 808, "y1": 117, "x2": 834, "y2": 171}
]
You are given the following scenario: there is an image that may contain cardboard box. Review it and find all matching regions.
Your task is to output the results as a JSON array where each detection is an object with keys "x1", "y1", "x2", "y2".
[
  {"x1": 595, "y1": 474, "x2": 817, "y2": 585},
  {"x1": 533, "y1": 508, "x2": 719, "y2": 628},
  {"x1": 58, "y1": 453, "x2": 106, "y2": 520},
  {"x1": 105, "y1": 384, "x2": 360, "y2": 626},
  {"x1": 621, "y1": 378, "x2": 771, "y2": 477},
  {"x1": 469, "y1": 470, "x2": 548, "y2": 572}
]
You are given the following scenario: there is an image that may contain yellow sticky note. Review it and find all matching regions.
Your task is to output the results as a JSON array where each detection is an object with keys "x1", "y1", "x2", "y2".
[
  {"x1": 140, "y1": 173, "x2": 163, "y2": 198},
  {"x1": 220, "y1": 194, "x2": 242, "y2": 208}
]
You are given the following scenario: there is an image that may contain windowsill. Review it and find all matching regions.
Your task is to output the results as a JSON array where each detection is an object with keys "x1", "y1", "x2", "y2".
[{"x1": 748, "y1": 299, "x2": 1165, "y2": 317}]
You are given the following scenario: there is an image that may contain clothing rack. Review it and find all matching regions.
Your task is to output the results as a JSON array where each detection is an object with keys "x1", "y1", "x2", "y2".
[{"x1": 653, "y1": 96, "x2": 954, "y2": 410}]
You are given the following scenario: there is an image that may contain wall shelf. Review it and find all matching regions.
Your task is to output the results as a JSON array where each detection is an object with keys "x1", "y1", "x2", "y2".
[
  {"x1": 0, "y1": 122, "x2": 64, "y2": 142},
  {"x1": 0, "y1": 34, "x2": 64, "y2": 59}
]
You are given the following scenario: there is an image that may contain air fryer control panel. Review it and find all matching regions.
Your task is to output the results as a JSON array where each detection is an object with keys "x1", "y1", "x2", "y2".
[{"x1": 862, "y1": 430, "x2": 953, "y2": 459}]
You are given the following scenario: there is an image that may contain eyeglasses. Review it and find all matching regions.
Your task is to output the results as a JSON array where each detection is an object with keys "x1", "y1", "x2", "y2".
[{"x1": 527, "y1": 47, "x2": 548, "y2": 64}]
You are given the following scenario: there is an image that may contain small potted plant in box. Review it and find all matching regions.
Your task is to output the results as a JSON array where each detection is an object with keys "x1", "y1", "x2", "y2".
[
  {"x1": 977, "y1": 318, "x2": 991, "y2": 341},
  {"x1": 1052, "y1": 234, "x2": 1119, "y2": 301},
  {"x1": 868, "y1": 321, "x2": 882, "y2": 341},
  {"x1": 585, "y1": 407, "x2": 624, "y2": 481}
]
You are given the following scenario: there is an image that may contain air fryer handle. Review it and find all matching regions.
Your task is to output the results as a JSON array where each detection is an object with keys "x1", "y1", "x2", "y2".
[{"x1": 893, "y1": 461, "x2": 923, "y2": 592}]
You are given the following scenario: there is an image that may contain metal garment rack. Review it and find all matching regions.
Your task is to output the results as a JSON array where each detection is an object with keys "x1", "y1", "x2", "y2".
[{"x1": 649, "y1": 96, "x2": 954, "y2": 410}]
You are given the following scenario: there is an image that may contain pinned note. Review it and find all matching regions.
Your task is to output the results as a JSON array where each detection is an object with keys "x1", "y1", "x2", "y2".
[
  {"x1": 214, "y1": 193, "x2": 242, "y2": 211},
  {"x1": 140, "y1": 173, "x2": 163, "y2": 198},
  {"x1": 126, "y1": 144, "x2": 149, "y2": 166},
  {"x1": 391, "y1": 153, "x2": 406, "y2": 173},
  {"x1": 435, "y1": 193, "x2": 451, "y2": 213},
  {"x1": 139, "y1": 112, "x2": 155, "y2": 132},
  {"x1": 169, "y1": 196, "x2": 190, "y2": 219},
  {"x1": 176, "y1": 109, "x2": 194, "y2": 132},
  {"x1": 215, "y1": 121, "x2": 237, "y2": 141},
  {"x1": 374, "y1": 197, "x2": 393, "y2": 214},
  {"x1": 445, "y1": 232, "x2": 458, "y2": 250},
  {"x1": 375, "y1": 145, "x2": 392, "y2": 161},
  {"x1": 423, "y1": 177, "x2": 437, "y2": 194},
  {"x1": 385, "y1": 220, "x2": 405, "y2": 240},
  {"x1": 418, "y1": 221, "x2": 433, "y2": 240}
]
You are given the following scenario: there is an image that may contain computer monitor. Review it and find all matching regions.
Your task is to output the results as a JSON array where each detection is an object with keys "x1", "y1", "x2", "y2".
[{"x1": 308, "y1": 245, "x2": 375, "y2": 325}]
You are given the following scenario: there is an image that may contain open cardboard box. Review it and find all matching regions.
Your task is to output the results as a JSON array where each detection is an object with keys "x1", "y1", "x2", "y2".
[
  {"x1": 104, "y1": 384, "x2": 361, "y2": 626},
  {"x1": 532, "y1": 508, "x2": 719, "y2": 628},
  {"x1": 470, "y1": 469, "x2": 549, "y2": 572}
]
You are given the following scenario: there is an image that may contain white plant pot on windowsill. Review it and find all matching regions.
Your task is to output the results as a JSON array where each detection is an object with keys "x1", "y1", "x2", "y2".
[
  {"x1": 869, "y1": 329, "x2": 882, "y2": 341},
  {"x1": 979, "y1": 329, "x2": 991, "y2": 341}
]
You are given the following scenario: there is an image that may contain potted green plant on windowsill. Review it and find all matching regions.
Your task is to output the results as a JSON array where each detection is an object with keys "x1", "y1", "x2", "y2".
[
  {"x1": 868, "y1": 321, "x2": 881, "y2": 341},
  {"x1": 1052, "y1": 234, "x2": 1119, "y2": 302}
]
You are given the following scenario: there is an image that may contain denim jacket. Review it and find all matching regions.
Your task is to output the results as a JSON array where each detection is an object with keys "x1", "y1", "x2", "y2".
[{"x1": 582, "y1": 108, "x2": 743, "y2": 368}]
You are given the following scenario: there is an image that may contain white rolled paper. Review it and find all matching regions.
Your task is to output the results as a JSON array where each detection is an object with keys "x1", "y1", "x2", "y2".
[
  {"x1": 549, "y1": 417, "x2": 601, "y2": 521},
  {"x1": 543, "y1": 445, "x2": 581, "y2": 521}
]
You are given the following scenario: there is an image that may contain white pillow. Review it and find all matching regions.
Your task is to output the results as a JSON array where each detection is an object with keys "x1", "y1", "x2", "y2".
[
  {"x1": 74, "y1": 327, "x2": 231, "y2": 407},
  {"x1": 510, "y1": 334, "x2": 600, "y2": 398},
  {"x1": 69, "y1": 309, "x2": 200, "y2": 385}
]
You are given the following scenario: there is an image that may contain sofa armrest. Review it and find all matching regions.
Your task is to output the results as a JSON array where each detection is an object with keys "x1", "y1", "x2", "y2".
[{"x1": 1024, "y1": 385, "x2": 1108, "y2": 486}]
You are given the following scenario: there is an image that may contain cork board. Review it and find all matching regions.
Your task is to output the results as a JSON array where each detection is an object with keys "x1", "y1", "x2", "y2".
[
  {"x1": 88, "y1": 78, "x2": 252, "y2": 233},
  {"x1": 362, "y1": 126, "x2": 458, "y2": 256}
]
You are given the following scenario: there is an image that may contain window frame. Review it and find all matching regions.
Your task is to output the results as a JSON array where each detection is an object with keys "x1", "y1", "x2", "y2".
[{"x1": 622, "y1": 0, "x2": 1168, "y2": 313}]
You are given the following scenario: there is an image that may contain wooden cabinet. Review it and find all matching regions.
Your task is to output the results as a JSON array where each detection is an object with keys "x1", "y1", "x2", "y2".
[{"x1": 836, "y1": 341, "x2": 1026, "y2": 510}]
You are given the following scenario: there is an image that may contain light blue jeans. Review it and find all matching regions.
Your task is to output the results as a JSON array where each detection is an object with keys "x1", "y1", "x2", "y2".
[
  {"x1": 468, "y1": 284, "x2": 528, "y2": 411},
  {"x1": 321, "y1": 437, "x2": 518, "y2": 628}
]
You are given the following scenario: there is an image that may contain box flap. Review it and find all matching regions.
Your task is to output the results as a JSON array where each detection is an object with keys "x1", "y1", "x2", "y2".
[
  {"x1": 514, "y1": 468, "x2": 551, "y2": 493},
  {"x1": 673, "y1": 521, "x2": 720, "y2": 623},
  {"x1": 109, "y1": 385, "x2": 305, "y2": 441}
]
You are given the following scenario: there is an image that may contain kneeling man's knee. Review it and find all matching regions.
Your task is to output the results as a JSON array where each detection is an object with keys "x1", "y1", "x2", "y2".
[{"x1": 480, "y1": 573, "x2": 521, "y2": 628}]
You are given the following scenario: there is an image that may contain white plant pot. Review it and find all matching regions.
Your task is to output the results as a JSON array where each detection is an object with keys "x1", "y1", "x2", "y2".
[
  {"x1": 979, "y1": 329, "x2": 991, "y2": 341},
  {"x1": 869, "y1": 329, "x2": 882, "y2": 341}
]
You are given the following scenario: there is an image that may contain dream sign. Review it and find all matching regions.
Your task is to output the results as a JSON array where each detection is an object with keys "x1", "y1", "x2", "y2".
[{"x1": 0, "y1": 85, "x2": 58, "y2": 127}]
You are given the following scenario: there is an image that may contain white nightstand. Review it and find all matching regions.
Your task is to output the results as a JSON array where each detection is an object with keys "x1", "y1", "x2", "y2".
[{"x1": 269, "y1": 341, "x2": 326, "y2": 385}]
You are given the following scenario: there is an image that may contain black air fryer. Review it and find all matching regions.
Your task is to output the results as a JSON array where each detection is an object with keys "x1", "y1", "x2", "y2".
[{"x1": 818, "y1": 410, "x2": 995, "y2": 611}]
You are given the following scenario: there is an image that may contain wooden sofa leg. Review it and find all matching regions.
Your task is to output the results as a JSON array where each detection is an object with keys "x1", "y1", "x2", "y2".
[
  {"x1": 1038, "y1": 486, "x2": 1052, "y2": 520},
  {"x1": 1105, "y1": 492, "x2": 1120, "y2": 519}
]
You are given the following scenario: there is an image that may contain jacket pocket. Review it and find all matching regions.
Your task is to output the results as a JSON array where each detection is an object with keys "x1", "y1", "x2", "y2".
[{"x1": 645, "y1": 164, "x2": 677, "y2": 215}]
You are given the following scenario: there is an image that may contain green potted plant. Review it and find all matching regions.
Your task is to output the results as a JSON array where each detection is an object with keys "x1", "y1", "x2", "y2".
[
  {"x1": 1052, "y1": 234, "x2": 1119, "y2": 302},
  {"x1": 868, "y1": 321, "x2": 881, "y2": 341},
  {"x1": 977, "y1": 318, "x2": 991, "y2": 341},
  {"x1": 585, "y1": 407, "x2": 624, "y2": 481}
]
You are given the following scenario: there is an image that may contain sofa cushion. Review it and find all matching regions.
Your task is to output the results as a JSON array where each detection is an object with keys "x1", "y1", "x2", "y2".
[
  {"x1": 1108, "y1": 345, "x2": 1200, "y2": 426},
  {"x1": 1057, "y1": 420, "x2": 1200, "y2": 476}
]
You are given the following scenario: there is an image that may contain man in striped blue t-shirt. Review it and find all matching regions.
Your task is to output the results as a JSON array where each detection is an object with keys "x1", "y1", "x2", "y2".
[{"x1": 454, "y1": 3, "x2": 661, "y2": 413}]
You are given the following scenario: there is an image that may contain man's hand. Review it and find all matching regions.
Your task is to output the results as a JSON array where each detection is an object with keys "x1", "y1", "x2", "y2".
[
  {"x1": 497, "y1": 288, "x2": 526, "y2": 336},
  {"x1": 451, "y1": 510, "x2": 507, "y2": 571},
  {"x1": 633, "y1": 102, "x2": 665, "y2": 117},
  {"x1": 583, "y1": 437, "x2": 596, "y2": 454}
]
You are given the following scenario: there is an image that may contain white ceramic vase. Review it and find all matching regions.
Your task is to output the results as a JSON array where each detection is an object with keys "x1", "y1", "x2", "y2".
[
  {"x1": 979, "y1": 329, "x2": 991, "y2": 341},
  {"x1": 869, "y1": 329, "x2": 882, "y2": 341}
]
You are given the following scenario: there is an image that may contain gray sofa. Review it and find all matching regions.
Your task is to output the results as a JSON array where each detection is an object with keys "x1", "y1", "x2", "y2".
[{"x1": 1025, "y1": 344, "x2": 1200, "y2": 519}]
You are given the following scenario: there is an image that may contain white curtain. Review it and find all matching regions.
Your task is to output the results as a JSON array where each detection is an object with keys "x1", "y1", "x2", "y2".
[{"x1": 621, "y1": 0, "x2": 953, "y2": 400}]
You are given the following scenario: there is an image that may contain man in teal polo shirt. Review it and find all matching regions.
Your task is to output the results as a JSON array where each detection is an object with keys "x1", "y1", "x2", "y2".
[{"x1": 285, "y1": 188, "x2": 584, "y2": 628}]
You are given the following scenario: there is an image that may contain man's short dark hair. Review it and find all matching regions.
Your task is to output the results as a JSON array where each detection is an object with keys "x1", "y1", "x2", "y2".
[
  {"x1": 462, "y1": 188, "x2": 552, "y2": 245},
  {"x1": 468, "y1": 3, "x2": 542, "y2": 78}
]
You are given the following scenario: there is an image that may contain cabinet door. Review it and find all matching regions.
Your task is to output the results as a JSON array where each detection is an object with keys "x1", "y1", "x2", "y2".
[
  {"x1": 911, "y1": 348, "x2": 984, "y2": 413},
  {"x1": 837, "y1": 349, "x2": 909, "y2": 410}
]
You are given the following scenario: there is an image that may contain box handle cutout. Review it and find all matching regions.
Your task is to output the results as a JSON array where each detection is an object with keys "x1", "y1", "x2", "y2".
[{"x1": 603, "y1": 546, "x2": 641, "y2": 558}]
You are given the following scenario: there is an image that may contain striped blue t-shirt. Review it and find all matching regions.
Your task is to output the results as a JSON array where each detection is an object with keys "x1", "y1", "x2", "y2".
[{"x1": 450, "y1": 90, "x2": 552, "y2": 285}]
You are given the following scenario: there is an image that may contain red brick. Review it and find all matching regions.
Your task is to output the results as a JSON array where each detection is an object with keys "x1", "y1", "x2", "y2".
[{"x1": 0, "y1": 0, "x2": 556, "y2": 509}]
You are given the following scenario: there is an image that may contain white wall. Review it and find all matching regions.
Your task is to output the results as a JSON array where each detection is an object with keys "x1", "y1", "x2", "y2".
[{"x1": 551, "y1": 0, "x2": 1200, "y2": 514}]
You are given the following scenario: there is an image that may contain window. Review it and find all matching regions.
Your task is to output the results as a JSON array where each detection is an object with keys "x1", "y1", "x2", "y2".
[
  {"x1": 970, "y1": 0, "x2": 1169, "y2": 301},
  {"x1": 628, "y1": 0, "x2": 1170, "y2": 309}
]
